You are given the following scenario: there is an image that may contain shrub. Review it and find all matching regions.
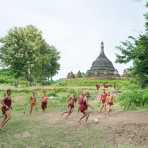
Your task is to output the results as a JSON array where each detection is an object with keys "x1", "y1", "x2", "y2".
[
  {"x1": 48, "y1": 91, "x2": 57, "y2": 97},
  {"x1": 117, "y1": 89, "x2": 148, "y2": 110},
  {"x1": 142, "y1": 90, "x2": 148, "y2": 105}
]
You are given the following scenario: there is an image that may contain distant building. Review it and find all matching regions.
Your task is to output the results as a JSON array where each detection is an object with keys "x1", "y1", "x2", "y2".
[{"x1": 87, "y1": 42, "x2": 120, "y2": 79}]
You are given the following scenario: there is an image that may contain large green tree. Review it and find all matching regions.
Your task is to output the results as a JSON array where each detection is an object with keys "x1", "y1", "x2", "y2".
[
  {"x1": 116, "y1": 3, "x2": 148, "y2": 88},
  {"x1": 0, "y1": 25, "x2": 60, "y2": 85},
  {"x1": 116, "y1": 35, "x2": 148, "y2": 87},
  {"x1": 42, "y1": 46, "x2": 60, "y2": 82}
]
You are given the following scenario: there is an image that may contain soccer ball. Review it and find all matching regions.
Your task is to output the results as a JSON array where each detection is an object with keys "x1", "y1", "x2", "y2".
[{"x1": 94, "y1": 118, "x2": 99, "y2": 123}]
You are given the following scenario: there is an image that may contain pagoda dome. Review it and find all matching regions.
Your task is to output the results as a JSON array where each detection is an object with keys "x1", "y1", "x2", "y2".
[{"x1": 87, "y1": 42, "x2": 120, "y2": 79}]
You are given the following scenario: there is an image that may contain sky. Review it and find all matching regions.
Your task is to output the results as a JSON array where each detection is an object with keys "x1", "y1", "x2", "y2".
[{"x1": 0, "y1": 0, "x2": 146, "y2": 79}]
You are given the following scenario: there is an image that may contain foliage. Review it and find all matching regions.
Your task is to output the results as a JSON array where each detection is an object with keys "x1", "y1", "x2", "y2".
[
  {"x1": 0, "y1": 25, "x2": 60, "y2": 85},
  {"x1": 118, "y1": 89, "x2": 148, "y2": 110},
  {"x1": 48, "y1": 91, "x2": 57, "y2": 97},
  {"x1": 116, "y1": 3, "x2": 148, "y2": 88},
  {"x1": 41, "y1": 46, "x2": 60, "y2": 82},
  {"x1": 116, "y1": 35, "x2": 148, "y2": 88},
  {"x1": 76, "y1": 70, "x2": 83, "y2": 78},
  {"x1": 67, "y1": 71, "x2": 75, "y2": 79},
  {"x1": 0, "y1": 68, "x2": 15, "y2": 84},
  {"x1": 54, "y1": 78, "x2": 127, "y2": 87}
]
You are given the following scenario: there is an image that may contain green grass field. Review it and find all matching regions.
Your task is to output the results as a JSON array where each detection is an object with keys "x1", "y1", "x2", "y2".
[{"x1": 0, "y1": 79, "x2": 148, "y2": 148}]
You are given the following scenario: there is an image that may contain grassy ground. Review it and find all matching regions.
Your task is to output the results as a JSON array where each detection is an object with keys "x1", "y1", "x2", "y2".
[
  {"x1": 0, "y1": 79, "x2": 148, "y2": 148},
  {"x1": 0, "y1": 111, "x2": 148, "y2": 148},
  {"x1": 0, "y1": 112, "x2": 103, "y2": 148}
]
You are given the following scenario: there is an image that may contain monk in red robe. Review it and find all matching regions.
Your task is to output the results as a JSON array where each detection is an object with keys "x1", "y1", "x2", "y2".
[
  {"x1": 29, "y1": 91, "x2": 36, "y2": 115},
  {"x1": 103, "y1": 82, "x2": 109, "y2": 89},
  {"x1": 106, "y1": 92, "x2": 115, "y2": 116},
  {"x1": 99, "y1": 90, "x2": 108, "y2": 113},
  {"x1": 96, "y1": 83, "x2": 100, "y2": 91},
  {"x1": 78, "y1": 92, "x2": 90, "y2": 124},
  {"x1": 0, "y1": 89, "x2": 12, "y2": 129},
  {"x1": 41, "y1": 91, "x2": 48, "y2": 112},
  {"x1": 62, "y1": 94, "x2": 77, "y2": 118}
]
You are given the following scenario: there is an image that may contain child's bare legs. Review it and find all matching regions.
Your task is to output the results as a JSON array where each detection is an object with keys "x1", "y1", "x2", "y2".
[
  {"x1": 106, "y1": 105, "x2": 112, "y2": 116},
  {"x1": 79, "y1": 111, "x2": 88, "y2": 124},
  {"x1": 41, "y1": 103, "x2": 47, "y2": 112},
  {"x1": 62, "y1": 107, "x2": 73, "y2": 118},
  {"x1": 99, "y1": 104, "x2": 105, "y2": 112},
  {"x1": 108, "y1": 105, "x2": 112, "y2": 116},
  {"x1": 62, "y1": 106, "x2": 70, "y2": 115},
  {"x1": 0, "y1": 115, "x2": 7, "y2": 129},
  {"x1": 99, "y1": 104, "x2": 103, "y2": 112},
  {"x1": 30, "y1": 105, "x2": 34, "y2": 115},
  {"x1": 85, "y1": 112, "x2": 90, "y2": 123},
  {"x1": 0, "y1": 110, "x2": 11, "y2": 129},
  {"x1": 65, "y1": 107, "x2": 73, "y2": 119}
]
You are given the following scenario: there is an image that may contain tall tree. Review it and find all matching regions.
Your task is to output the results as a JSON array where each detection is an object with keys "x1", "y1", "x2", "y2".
[
  {"x1": 116, "y1": 3, "x2": 148, "y2": 87},
  {"x1": 76, "y1": 70, "x2": 82, "y2": 78},
  {"x1": 42, "y1": 46, "x2": 60, "y2": 81},
  {"x1": 0, "y1": 25, "x2": 60, "y2": 85}
]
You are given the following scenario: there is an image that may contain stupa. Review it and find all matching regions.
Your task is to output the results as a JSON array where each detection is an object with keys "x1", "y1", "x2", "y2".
[{"x1": 87, "y1": 42, "x2": 120, "y2": 79}]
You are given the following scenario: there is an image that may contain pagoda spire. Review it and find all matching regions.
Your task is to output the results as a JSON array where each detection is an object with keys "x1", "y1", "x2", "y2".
[
  {"x1": 100, "y1": 41, "x2": 105, "y2": 56},
  {"x1": 101, "y1": 41, "x2": 104, "y2": 52}
]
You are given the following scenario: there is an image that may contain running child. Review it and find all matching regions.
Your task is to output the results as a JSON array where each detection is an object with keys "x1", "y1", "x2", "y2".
[
  {"x1": 98, "y1": 90, "x2": 108, "y2": 113},
  {"x1": 62, "y1": 94, "x2": 77, "y2": 118},
  {"x1": 41, "y1": 91, "x2": 48, "y2": 112},
  {"x1": 103, "y1": 82, "x2": 110, "y2": 89},
  {"x1": 96, "y1": 83, "x2": 100, "y2": 91},
  {"x1": 0, "y1": 89, "x2": 12, "y2": 129},
  {"x1": 78, "y1": 92, "x2": 90, "y2": 124},
  {"x1": 106, "y1": 92, "x2": 115, "y2": 116},
  {"x1": 29, "y1": 91, "x2": 36, "y2": 115}
]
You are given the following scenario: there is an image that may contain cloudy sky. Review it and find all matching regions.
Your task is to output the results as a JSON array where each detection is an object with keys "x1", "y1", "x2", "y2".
[{"x1": 0, "y1": 0, "x2": 146, "y2": 79}]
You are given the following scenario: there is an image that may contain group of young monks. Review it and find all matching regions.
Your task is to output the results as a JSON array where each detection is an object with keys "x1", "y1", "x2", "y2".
[
  {"x1": 62, "y1": 83, "x2": 115, "y2": 124},
  {"x1": 0, "y1": 82, "x2": 115, "y2": 129},
  {"x1": 99, "y1": 90, "x2": 115, "y2": 115},
  {"x1": 0, "y1": 89, "x2": 49, "y2": 129},
  {"x1": 62, "y1": 91, "x2": 91, "y2": 124},
  {"x1": 29, "y1": 91, "x2": 49, "y2": 115},
  {"x1": 96, "y1": 82, "x2": 115, "y2": 114}
]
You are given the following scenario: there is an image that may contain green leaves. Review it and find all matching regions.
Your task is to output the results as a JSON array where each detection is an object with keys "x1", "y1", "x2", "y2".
[
  {"x1": 0, "y1": 25, "x2": 60, "y2": 85},
  {"x1": 116, "y1": 2, "x2": 148, "y2": 88},
  {"x1": 116, "y1": 33, "x2": 148, "y2": 88},
  {"x1": 118, "y1": 89, "x2": 148, "y2": 110}
]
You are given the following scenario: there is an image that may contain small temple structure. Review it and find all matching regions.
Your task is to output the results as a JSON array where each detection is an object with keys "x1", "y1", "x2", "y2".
[{"x1": 87, "y1": 42, "x2": 120, "y2": 79}]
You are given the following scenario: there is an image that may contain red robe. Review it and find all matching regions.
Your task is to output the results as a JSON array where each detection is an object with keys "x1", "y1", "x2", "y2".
[
  {"x1": 1, "y1": 96, "x2": 12, "y2": 114},
  {"x1": 79, "y1": 97, "x2": 88, "y2": 113},
  {"x1": 41, "y1": 96, "x2": 48, "y2": 110}
]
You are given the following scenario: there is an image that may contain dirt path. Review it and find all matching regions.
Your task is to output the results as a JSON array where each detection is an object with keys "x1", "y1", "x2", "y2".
[
  {"x1": 91, "y1": 111, "x2": 148, "y2": 146},
  {"x1": 42, "y1": 111, "x2": 148, "y2": 146}
]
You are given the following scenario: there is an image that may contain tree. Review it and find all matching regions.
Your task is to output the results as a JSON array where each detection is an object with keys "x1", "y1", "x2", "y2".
[
  {"x1": 0, "y1": 25, "x2": 60, "y2": 85},
  {"x1": 0, "y1": 68, "x2": 15, "y2": 84},
  {"x1": 76, "y1": 70, "x2": 82, "y2": 78},
  {"x1": 67, "y1": 72, "x2": 75, "y2": 79},
  {"x1": 116, "y1": 35, "x2": 148, "y2": 87},
  {"x1": 116, "y1": 2, "x2": 148, "y2": 88},
  {"x1": 42, "y1": 46, "x2": 60, "y2": 82}
]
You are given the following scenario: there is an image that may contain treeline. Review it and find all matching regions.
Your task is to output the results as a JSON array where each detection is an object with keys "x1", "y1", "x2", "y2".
[
  {"x1": 67, "y1": 71, "x2": 86, "y2": 79},
  {"x1": 0, "y1": 25, "x2": 60, "y2": 86}
]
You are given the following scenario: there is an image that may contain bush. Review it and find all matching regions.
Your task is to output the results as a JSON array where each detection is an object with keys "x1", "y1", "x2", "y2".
[
  {"x1": 118, "y1": 89, "x2": 148, "y2": 110},
  {"x1": 48, "y1": 91, "x2": 57, "y2": 97},
  {"x1": 142, "y1": 90, "x2": 148, "y2": 105},
  {"x1": 59, "y1": 96, "x2": 67, "y2": 104}
]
